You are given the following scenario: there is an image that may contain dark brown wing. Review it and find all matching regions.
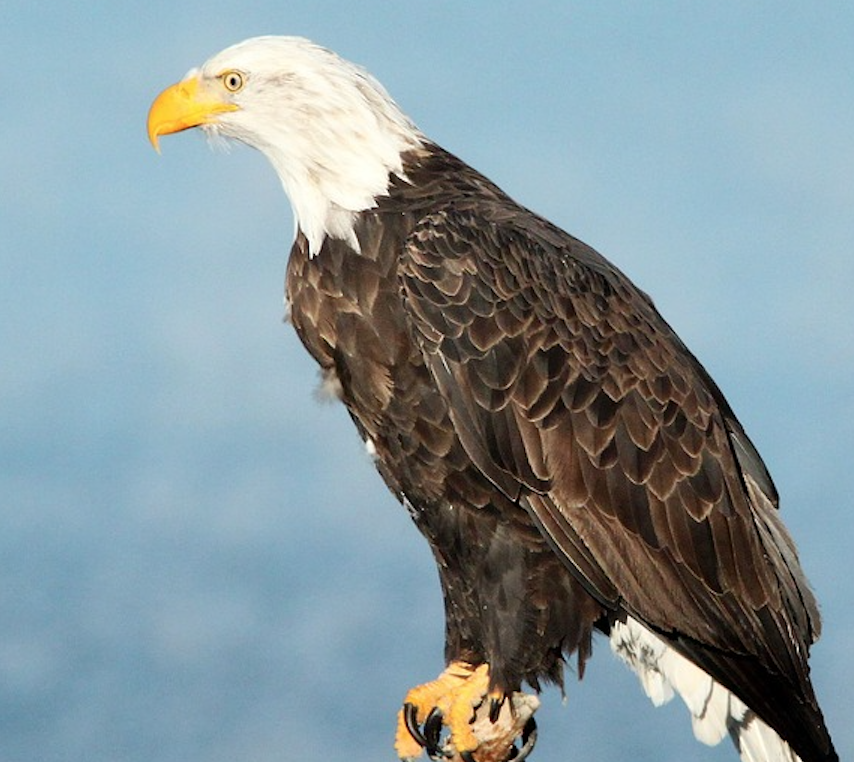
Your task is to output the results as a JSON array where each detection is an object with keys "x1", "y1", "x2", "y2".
[{"x1": 398, "y1": 202, "x2": 831, "y2": 759}]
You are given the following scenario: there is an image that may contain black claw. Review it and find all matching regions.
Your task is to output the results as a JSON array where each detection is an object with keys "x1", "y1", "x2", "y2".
[
  {"x1": 423, "y1": 707, "x2": 448, "y2": 759},
  {"x1": 488, "y1": 696, "x2": 504, "y2": 724},
  {"x1": 510, "y1": 718, "x2": 538, "y2": 762},
  {"x1": 460, "y1": 753, "x2": 476, "y2": 762},
  {"x1": 403, "y1": 704, "x2": 451, "y2": 760},
  {"x1": 403, "y1": 703, "x2": 428, "y2": 748}
]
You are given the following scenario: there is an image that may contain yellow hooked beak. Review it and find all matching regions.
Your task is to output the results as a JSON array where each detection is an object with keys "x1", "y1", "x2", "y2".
[{"x1": 147, "y1": 75, "x2": 239, "y2": 152}]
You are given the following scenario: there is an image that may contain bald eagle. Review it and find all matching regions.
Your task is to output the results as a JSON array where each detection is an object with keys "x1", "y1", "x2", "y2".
[{"x1": 147, "y1": 36, "x2": 836, "y2": 762}]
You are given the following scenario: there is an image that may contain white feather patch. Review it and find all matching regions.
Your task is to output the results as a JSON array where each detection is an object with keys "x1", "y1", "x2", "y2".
[
  {"x1": 610, "y1": 616, "x2": 799, "y2": 761},
  {"x1": 364, "y1": 437, "x2": 378, "y2": 460},
  {"x1": 314, "y1": 367, "x2": 343, "y2": 402},
  {"x1": 198, "y1": 36, "x2": 424, "y2": 257}
]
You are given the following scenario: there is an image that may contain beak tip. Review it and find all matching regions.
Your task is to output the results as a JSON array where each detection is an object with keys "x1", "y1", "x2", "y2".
[{"x1": 146, "y1": 105, "x2": 162, "y2": 153}]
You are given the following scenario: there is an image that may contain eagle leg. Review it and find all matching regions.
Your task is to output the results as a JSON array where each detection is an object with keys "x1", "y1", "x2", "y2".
[{"x1": 395, "y1": 662, "x2": 539, "y2": 762}]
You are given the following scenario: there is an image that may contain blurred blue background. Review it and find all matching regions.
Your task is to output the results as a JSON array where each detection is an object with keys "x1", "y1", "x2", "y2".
[{"x1": 2, "y1": 3, "x2": 851, "y2": 761}]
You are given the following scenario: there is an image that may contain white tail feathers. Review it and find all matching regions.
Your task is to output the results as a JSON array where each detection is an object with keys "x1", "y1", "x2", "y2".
[{"x1": 610, "y1": 616, "x2": 799, "y2": 762}]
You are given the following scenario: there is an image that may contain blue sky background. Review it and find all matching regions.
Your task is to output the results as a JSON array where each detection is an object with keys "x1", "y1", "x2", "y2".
[{"x1": 2, "y1": 3, "x2": 852, "y2": 761}]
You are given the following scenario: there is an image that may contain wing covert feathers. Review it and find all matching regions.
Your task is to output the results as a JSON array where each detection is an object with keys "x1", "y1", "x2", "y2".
[{"x1": 398, "y1": 194, "x2": 831, "y2": 760}]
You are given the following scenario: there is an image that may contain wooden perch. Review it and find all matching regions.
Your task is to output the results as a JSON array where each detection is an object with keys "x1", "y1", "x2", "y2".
[{"x1": 441, "y1": 691, "x2": 540, "y2": 762}]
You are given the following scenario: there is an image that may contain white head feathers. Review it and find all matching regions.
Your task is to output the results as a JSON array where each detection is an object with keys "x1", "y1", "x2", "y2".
[{"x1": 196, "y1": 36, "x2": 424, "y2": 255}]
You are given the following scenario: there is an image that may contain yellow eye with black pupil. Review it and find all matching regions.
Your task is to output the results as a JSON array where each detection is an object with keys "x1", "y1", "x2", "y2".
[{"x1": 222, "y1": 71, "x2": 244, "y2": 92}]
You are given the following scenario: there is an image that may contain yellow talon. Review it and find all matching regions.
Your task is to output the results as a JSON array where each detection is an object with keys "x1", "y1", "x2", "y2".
[
  {"x1": 444, "y1": 663, "x2": 490, "y2": 753},
  {"x1": 395, "y1": 661, "x2": 494, "y2": 759}
]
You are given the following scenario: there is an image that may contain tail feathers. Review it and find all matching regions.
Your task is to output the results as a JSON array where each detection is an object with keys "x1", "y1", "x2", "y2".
[
  {"x1": 611, "y1": 616, "x2": 799, "y2": 762},
  {"x1": 735, "y1": 715, "x2": 798, "y2": 762}
]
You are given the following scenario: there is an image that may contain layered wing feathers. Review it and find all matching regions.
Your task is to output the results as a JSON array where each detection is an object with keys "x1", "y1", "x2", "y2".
[{"x1": 398, "y1": 202, "x2": 827, "y2": 757}]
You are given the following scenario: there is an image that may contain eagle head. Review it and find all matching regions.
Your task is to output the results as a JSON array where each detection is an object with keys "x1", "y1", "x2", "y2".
[{"x1": 147, "y1": 36, "x2": 423, "y2": 254}]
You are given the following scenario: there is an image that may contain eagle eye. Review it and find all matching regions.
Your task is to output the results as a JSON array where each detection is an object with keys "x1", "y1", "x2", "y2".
[{"x1": 222, "y1": 70, "x2": 245, "y2": 93}]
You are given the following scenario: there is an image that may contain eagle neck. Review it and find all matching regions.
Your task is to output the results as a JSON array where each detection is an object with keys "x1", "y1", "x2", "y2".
[{"x1": 264, "y1": 121, "x2": 425, "y2": 258}]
